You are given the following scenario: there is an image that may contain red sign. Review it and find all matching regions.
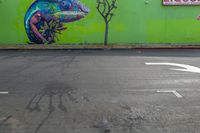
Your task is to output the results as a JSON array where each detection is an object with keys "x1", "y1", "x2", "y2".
[{"x1": 163, "y1": 0, "x2": 200, "y2": 5}]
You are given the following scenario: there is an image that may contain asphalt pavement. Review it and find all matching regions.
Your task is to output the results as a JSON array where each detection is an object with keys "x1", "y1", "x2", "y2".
[{"x1": 0, "y1": 49, "x2": 200, "y2": 133}]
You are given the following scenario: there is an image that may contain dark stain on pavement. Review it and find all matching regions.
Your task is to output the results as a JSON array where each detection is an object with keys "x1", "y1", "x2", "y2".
[
  {"x1": 26, "y1": 81, "x2": 77, "y2": 113},
  {"x1": 26, "y1": 81, "x2": 78, "y2": 133}
]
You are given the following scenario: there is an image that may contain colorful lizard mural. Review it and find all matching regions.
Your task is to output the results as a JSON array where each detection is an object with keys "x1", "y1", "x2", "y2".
[{"x1": 24, "y1": 0, "x2": 89, "y2": 44}]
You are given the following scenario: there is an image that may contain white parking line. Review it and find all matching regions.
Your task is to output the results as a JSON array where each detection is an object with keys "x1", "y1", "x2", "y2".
[
  {"x1": 0, "y1": 92, "x2": 9, "y2": 94},
  {"x1": 157, "y1": 90, "x2": 183, "y2": 98}
]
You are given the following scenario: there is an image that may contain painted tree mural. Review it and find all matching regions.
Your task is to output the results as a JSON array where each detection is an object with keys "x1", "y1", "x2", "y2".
[{"x1": 96, "y1": 0, "x2": 117, "y2": 46}]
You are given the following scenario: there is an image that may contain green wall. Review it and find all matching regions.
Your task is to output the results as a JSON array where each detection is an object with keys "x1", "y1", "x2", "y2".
[{"x1": 0, "y1": 0, "x2": 200, "y2": 45}]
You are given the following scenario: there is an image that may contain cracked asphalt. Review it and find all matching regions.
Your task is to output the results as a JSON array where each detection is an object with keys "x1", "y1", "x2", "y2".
[{"x1": 0, "y1": 49, "x2": 200, "y2": 133}]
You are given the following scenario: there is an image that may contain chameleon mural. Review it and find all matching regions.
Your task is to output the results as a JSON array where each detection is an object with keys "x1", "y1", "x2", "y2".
[{"x1": 24, "y1": 0, "x2": 89, "y2": 44}]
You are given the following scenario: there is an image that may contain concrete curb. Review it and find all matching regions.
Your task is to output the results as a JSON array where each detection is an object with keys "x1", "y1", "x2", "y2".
[{"x1": 1, "y1": 45, "x2": 200, "y2": 50}]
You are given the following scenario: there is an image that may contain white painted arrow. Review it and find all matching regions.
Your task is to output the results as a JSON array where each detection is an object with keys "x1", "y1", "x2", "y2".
[
  {"x1": 146, "y1": 62, "x2": 200, "y2": 73},
  {"x1": 157, "y1": 90, "x2": 183, "y2": 98}
]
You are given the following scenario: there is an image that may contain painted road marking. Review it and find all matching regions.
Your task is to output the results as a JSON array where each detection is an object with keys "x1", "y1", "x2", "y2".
[
  {"x1": 157, "y1": 90, "x2": 183, "y2": 98},
  {"x1": 0, "y1": 92, "x2": 9, "y2": 94},
  {"x1": 125, "y1": 89, "x2": 183, "y2": 98},
  {"x1": 146, "y1": 62, "x2": 200, "y2": 73}
]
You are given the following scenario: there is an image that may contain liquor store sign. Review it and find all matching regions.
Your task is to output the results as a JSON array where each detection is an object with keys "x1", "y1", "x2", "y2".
[{"x1": 163, "y1": 0, "x2": 200, "y2": 5}]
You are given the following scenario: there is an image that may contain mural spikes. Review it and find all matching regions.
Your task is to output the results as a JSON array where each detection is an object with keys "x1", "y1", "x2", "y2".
[{"x1": 24, "y1": 0, "x2": 89, "y2": 44}]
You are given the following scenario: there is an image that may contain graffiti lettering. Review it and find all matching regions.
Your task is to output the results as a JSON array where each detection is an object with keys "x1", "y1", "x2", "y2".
[{"x1": 163, "y1": 0, "x2": 200, "y2": 5}]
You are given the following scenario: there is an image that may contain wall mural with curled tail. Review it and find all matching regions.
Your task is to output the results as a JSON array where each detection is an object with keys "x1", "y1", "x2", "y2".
[{"x1": 24, "y1": 0, "x2": 89, "y2": 44}]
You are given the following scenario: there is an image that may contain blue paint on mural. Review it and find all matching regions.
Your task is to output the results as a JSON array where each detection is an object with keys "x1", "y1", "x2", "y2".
[{"x1": 24, "y1": 0, "x2": 89, "y2": 44}]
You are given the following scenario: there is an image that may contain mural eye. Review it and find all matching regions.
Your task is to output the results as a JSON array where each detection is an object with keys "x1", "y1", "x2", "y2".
[
  {"x1": 62, "y1": 1, "x2": 66, "y2": 6},
  {"x1": 62, "y1": 1, "x2": 71, "y2": 9}
]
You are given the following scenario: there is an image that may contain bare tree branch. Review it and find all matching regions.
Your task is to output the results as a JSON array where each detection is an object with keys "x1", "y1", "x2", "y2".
[
  {"x1": 110, "y1": 0, "x2": 117, "y2": 11},
  {"x1": 96, "y1": 0, "x2": 107, "y2": 18},
  {"x1": 102, "y1": 2, "x2": 106, "y2": 15},
  {"x1": 105, "y1": 0, "x2": 111, "y2": 10},
  {"x1": 107, "y1": 13, "x2": 114, "y2": 22}
]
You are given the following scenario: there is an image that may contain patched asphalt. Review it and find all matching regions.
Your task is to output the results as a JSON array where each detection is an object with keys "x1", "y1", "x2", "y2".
[{"x1": 0, "y1": 49, "x2": 200, "y2": 133}]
